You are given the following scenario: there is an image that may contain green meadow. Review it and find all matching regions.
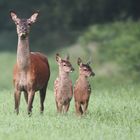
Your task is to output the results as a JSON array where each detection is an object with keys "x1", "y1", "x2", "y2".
[{"x1": 0, "y1": 21, "x2": 140, "y2": 140}]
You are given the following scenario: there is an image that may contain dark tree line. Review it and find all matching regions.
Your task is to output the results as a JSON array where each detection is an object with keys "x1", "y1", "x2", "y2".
[
  {"x1": 0, "y1": 0, "x2": 140, "y2": 53},
  {"x1": 0, "y1": 0, "x2": 140, "y2": 31}
]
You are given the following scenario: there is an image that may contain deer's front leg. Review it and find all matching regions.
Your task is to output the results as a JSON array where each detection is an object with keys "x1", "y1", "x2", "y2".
[
  {"x1": 27, "y1": 90, "x2": 35, "y2": 115},
  {"x1": 14, "y1": 89, "x2": 21, "y2": 115}
]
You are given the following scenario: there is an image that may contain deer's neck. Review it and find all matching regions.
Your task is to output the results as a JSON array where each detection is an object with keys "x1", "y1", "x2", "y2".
[{"x1": 17, "y1": 37, "x2": 30, "y2": 70}]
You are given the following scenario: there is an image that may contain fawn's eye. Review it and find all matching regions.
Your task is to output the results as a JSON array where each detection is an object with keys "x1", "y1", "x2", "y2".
[{"x1": 84, "y1": 68, "x2": 88, "y2": 71}]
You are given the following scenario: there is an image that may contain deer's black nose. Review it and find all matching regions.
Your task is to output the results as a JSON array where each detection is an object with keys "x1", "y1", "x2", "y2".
[{"x1": 20, "y1": 33, "x2": 27, "y2": 39}]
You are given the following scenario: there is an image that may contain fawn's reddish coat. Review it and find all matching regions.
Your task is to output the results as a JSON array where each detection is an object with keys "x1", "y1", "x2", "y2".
[
  {"x1": 74, "y1": 58, "x2": 95, "y2": 115},
  {"x1": 10, "y1": 11, "x2": 50, "y2": 115},
  {"x1": 54, "y1": 54, "x2": 74, "y2": 113}
]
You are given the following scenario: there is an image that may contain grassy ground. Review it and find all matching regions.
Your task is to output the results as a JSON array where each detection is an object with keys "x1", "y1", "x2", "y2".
[
  {"x1": 0, "y1": 84, "x2": 140, "y2": 140},
  {"x1": 0, "y1": 46, "x2": 140, "y2": 140}
]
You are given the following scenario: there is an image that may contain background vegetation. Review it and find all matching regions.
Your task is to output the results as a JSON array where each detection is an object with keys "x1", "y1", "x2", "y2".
[
  {"x1": 0, "y1": 0, "x2": 140, "y2": 140},
  {"x1": 0, "y1": 0, "x2": 140, "y2": 81}
]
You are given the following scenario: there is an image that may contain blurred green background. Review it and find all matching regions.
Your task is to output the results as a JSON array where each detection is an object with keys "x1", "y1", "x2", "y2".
[{"x1": 0, "y1": 0, "x2": 140, "y2": 90}]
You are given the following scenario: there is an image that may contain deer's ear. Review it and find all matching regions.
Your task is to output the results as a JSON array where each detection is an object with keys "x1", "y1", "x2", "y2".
[
  {"x1": 56, "y1": 53, "x2": 61, "y2": 63},
  {"x1": 77, "y1": 57, "x2": 82, "y2": 66},
  {"x1": 10, "y1": 11, "x2": 20, "y2": 24},
  {"x1": 28, "y1": 12, "x2": 38, "y2": 24}
]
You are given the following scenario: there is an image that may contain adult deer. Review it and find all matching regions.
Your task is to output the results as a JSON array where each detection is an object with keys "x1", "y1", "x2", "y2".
[
  {"x1": 54, "y1": 53, "x2": 74, "y2": 113},
  {"x1": 74, "y1": 58, "x2": 95, "y2": 115},
  {"x1": 10, "y1": 11, "x2": 50, "y2": 115}
]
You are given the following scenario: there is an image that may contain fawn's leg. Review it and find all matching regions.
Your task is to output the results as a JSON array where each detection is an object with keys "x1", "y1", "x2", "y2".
[
  {"x1": 75, "y1": 101, "x2": 83, "y2": 115},
  {"x1": 57, "y1": 102, "x2": 63, "y2": 113},
  {"x1": 63, "y1": 103, "x2": 70, "y2": 113},
  {"x1": 55, "y1": 100, "x2": 59, "y2": 112},
  {"x1": 82, "y1": 101, "x2": 89, "y2": 115}
]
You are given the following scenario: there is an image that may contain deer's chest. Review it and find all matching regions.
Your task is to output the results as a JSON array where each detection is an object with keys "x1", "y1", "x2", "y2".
[
  {"x1": 19, "y1": 72, "x2": 27, "y2": 85},
  {"x1": 14, "y1": 71, "x2": 32, "y2": 91}
]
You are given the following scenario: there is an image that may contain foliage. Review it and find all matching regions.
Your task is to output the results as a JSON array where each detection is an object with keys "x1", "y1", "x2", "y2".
[
  {"x1": 78, "y1": 20, "x2": 140, "y2": 79},
  {"x1": 1, "y1": 0, "x2": 140, "y2": 31}
]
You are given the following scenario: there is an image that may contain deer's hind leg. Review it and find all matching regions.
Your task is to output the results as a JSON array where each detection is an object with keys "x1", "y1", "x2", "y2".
[{"x1": 39, "y1": 85, "x2": 47, "y2": 114}]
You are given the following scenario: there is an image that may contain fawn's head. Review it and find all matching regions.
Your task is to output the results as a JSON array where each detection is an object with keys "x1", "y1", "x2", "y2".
[
  {"x1": 77, "y1": 58, "x2": 95, "y2": 77},
  {"x1": 10, "y1": 11, "x2": 38, "y2": 39},
  {"x1": 56, "y1": 53, "x2": 74, "y2": 73}
]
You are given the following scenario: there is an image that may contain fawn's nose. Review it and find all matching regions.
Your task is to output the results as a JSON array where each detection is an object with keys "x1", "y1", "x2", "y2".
[
  {"x1": 71, "y1": 67, "x2": 74, "y2": 72},
  {"x1": 91, "y1": 72, "x2": 95, "y2": 77}
]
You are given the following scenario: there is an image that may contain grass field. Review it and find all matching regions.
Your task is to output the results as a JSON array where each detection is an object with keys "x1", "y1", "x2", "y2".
[
  {"x1": 0, "y1": 84, "x2": 140, "y2": 140},
  {"x1": 0, "y1": 50, "x2": 140, "y2": 140}
]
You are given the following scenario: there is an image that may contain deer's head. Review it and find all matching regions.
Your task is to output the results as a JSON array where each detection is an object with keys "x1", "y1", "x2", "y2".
[
  {"x1": 77, "y1": 58, "x2": 95, "y2": 77},
  {"x1": 10, "y1": 11, "x2": 38, "y2": 39},
  {"x1": 56, "y1": 53, "x2": 74, "y2": 73}
]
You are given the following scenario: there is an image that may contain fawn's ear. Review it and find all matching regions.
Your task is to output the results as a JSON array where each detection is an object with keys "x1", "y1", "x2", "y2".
[
  {"x1": 87, "y1": 57, "x2": 92, "y2": 65},
  {"x1": 65, "y1": 54, "x2": 70, "y2": 61},
  {"x1": 87, "y1": 61, "x2": 91, "y2": 65},
  {"x1": 77, "y1": 57, "x2": 82, "y2": 66},
  {"x1": 56, "y1": 53, "x2": 61, "y2": 63},
  {"x1": 28, "y1": 12, "x2": 39, "y2": 24},
  {"x1": 10, "y1": 11, "x2": 20, "y2": 24}
]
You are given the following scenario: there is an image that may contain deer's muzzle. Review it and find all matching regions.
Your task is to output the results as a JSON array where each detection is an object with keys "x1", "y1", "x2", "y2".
[{"x1": 20, "y1": 33, "x2": 27, "y2": 39}]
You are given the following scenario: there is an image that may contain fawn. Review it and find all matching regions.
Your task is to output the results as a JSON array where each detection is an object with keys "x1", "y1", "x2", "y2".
[
  {"x1": 54, "y1": 53, "x2": 74, "y2": 113},
  {"x1": 10, "y1": 11, "x2": 50, "y2": 115},
  {"x1": 74, "y1": 58, "x2": 95, "y2": 115}
]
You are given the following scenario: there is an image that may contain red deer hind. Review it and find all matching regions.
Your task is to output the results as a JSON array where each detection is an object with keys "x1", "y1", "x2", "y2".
[
  {"x1": 74, "y1": 58, "x2": 95, "y2": 115},
  {"x1": 54, "y1": 53, "x2": 74, "y2": 113},
  {"x1": 10, "y1": 11, "x2": 50, "y2": 115}
]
